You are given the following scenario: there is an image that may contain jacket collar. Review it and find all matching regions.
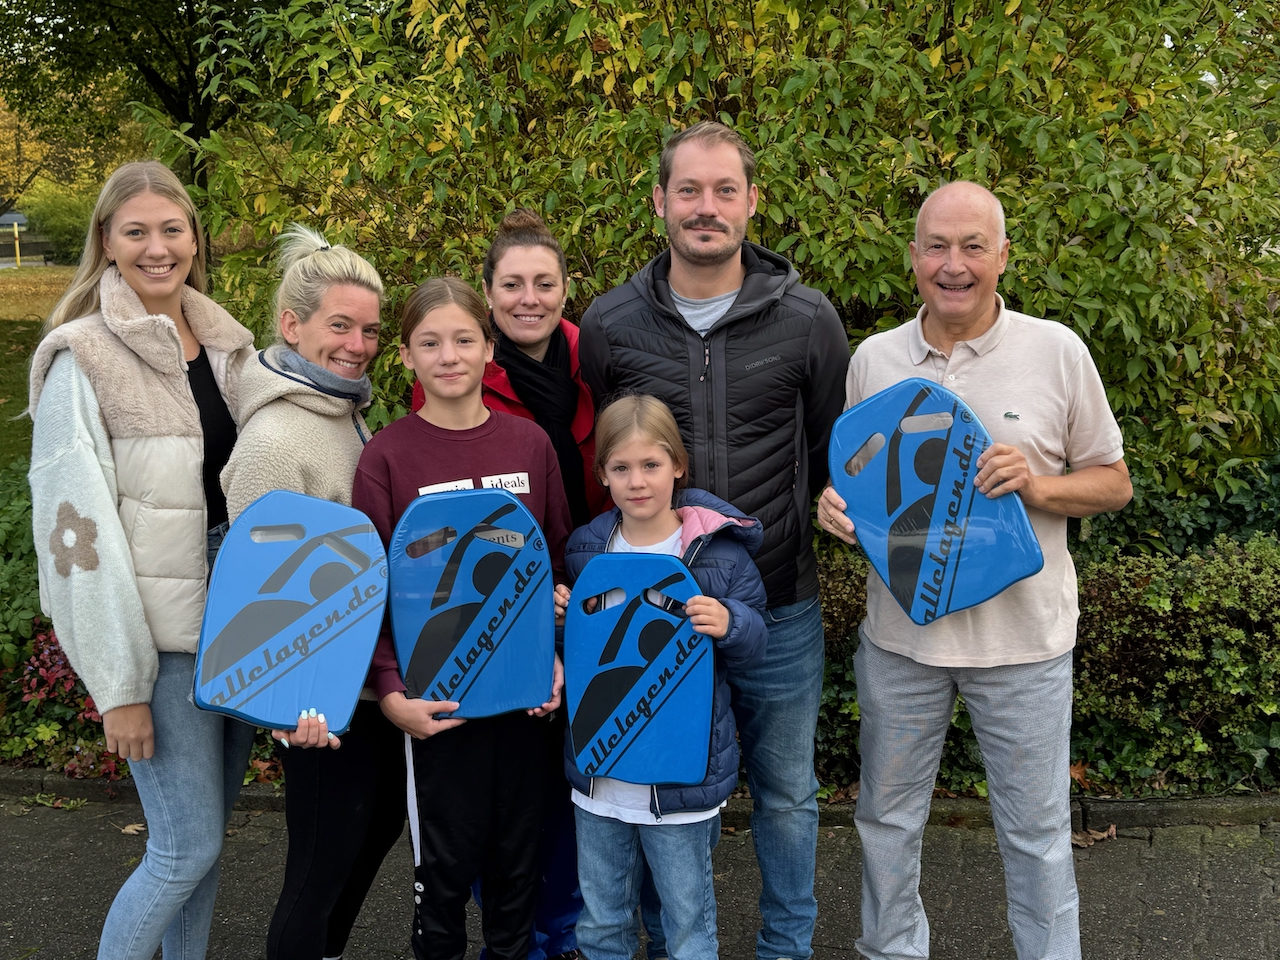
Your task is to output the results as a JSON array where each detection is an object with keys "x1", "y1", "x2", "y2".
[
  {"x1": 636, "y1": 242, "x2": 799, "y2": 330},
  {"x1": 98, "y1": 267, "x2": 253, "y2": 376}
]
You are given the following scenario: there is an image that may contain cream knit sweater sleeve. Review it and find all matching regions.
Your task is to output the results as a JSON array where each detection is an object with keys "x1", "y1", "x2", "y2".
[
  {"x1": 29, "y1": 351, "x2": 158, "y2": 714},
  {"x1": 220, "y1": 410, "x2": 312, "y2": 524}
]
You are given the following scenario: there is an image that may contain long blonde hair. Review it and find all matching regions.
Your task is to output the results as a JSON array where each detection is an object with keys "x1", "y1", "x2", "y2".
[{"x1": 43, "y1": 161, "x2": 208, "y2": 335}]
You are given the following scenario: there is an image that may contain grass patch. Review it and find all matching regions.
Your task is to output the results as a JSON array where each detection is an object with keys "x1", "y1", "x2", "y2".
[
  {"x1": 0, "y1": 267, "x2": 71, "y2": 464},
  {"x1": 0, "y1": 266, "x2": 74, "y2": 322},
  {"x1": 0, "y1": 320, "x2": 40, "y2": 464}
]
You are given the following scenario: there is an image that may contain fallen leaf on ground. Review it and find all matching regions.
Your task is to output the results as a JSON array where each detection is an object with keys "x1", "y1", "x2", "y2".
[
  {"x1": 823, "y1": 781, "x2": 860, "y2": 803},
  {"x1": 110, "y1": 822, "x2": 146, "y2": 835},
  {"x1": 21, "y1": 793, "x2": 87, "y2": 810},
  {"x1": 1070, "y1": 823, "x2": 1116, "y2": 848}
]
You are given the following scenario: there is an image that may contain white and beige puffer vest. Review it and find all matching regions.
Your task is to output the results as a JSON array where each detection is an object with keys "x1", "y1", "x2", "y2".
[{"x1": 29, "y1": 269, "x2": 255, "y2": 659}]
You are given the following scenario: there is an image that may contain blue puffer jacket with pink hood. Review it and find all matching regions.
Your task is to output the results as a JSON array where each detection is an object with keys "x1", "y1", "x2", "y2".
[{"x1": 562, "y1": 487, "x2": 768, "y2": 818}]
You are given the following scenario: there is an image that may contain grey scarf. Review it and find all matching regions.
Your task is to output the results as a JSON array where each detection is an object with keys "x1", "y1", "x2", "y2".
[{"x1": 267, "y1": 343, "x2": 372, "y2": 406}]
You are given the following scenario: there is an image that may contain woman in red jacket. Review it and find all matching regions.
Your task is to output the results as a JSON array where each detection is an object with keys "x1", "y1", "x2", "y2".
[
  {"x1": 412, "y1": 209, "x2": 607, "y2": 527},
  {"x1": 411, "y1": 209, "x2": 604, "y2": 960}
]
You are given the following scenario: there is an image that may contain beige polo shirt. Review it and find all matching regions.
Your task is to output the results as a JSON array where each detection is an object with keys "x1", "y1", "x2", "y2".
[{"x1": 845, "y1": 296, "x2": 1124, "y2": 667}]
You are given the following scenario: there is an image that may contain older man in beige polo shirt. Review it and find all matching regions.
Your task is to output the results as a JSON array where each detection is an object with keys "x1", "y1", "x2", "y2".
[{"x1": 818, "y1": 181, "x2": 1132, "y2": 960}]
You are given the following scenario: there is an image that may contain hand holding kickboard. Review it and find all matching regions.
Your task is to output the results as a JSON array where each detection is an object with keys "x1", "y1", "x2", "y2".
[
  {"x1": 389, "y1": 489, "x2": 555, "y2": 718},
  {"x1": 195, "y1": 491, "x2": 388, "y2": 734},
  {"x1": 564, "y1": 553, "x2": 713, "y2": 786},
  {"x1": 828, "y1": 378, "x2": 1043, "y2": 625}
]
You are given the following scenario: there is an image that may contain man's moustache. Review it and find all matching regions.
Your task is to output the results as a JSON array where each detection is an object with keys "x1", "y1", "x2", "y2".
[{"x1": 682, "y1": 219, "x2": 726, "y2": 231}]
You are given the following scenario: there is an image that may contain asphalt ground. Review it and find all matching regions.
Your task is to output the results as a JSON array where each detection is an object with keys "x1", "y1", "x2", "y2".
[{"x1": 2, "y1": 769, "x2": 1278, "y2": 959}]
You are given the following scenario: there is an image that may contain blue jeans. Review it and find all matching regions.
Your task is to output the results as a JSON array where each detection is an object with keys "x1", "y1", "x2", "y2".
[
  {"x1": 727, "y1": 595, "x2": 824, "y2": 960},
  {"x1": 574, "y1": 807, "x2": 720, "y2": 960},
  {"x1": 854, "y1": 638, "x2": 1080, "y2": 960},
  {"x1": 98, "y1": 651, "x2": 255, "y2": 959},
  {"x1": 640, "y1": 861, "x2": 666, "y2": 958}
]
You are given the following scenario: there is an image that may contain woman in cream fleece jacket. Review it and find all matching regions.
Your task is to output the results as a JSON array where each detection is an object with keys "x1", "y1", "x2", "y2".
[
  {"x1": 28, "y1": 161, "x2": 255, "y2": 960},
  {"x1": 221, "y1": 226, "x2": 461, "y2": 960}
]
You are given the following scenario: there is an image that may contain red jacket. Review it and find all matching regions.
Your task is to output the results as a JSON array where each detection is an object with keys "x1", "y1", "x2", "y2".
[{"x1": 411, "y1": 318, "x2": 609, "y2": 518}]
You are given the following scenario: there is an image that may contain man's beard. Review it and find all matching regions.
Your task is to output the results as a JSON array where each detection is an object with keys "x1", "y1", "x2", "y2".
[{"x1": 669, "y1": 217, "x2": 745, "y2": 267}]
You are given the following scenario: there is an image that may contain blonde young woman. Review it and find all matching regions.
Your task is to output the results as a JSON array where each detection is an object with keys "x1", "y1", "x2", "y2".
[
  {"x1": 220, "y1": 225, "x2": 461, "y2": 960},
  {"x1": 28, "y1": 160, "x2": 256, "y2": 960}
]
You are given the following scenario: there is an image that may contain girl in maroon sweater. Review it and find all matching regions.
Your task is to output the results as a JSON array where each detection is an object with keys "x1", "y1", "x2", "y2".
[{"x1": 354, "y1": 277, "x2": 570, "y2": 960}]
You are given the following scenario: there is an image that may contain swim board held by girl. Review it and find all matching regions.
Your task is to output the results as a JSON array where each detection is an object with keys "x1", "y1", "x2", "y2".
[
  {"x1": 353, "y1": 277, "x2": 571, "y2": 960},
  {"x1": 555, "y1": 394, "x2": 768, "y2": 960}
]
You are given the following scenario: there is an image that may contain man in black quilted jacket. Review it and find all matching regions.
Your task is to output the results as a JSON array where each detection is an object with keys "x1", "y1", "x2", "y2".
[{"x1": 579, "y1": 120, "x2": 850, "y2": 960}]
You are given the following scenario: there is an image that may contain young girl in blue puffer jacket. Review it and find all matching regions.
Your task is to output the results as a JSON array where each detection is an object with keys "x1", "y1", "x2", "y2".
[{"x1": 553, "y1": 394, "x2": 768, "y2": 960}]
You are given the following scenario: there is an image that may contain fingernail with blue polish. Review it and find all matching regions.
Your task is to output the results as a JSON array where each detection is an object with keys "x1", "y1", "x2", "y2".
[{"x1": 308, "y1": 708, "x2": 318, "y2": 718}]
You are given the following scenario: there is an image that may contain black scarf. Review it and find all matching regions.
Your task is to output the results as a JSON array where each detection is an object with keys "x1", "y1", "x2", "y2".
[{"x1": 494, "y1": 325, "x2": 589, "y2": 526}]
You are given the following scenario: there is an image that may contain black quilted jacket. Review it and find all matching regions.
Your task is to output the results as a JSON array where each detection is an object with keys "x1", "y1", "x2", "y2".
[{"x1": 579, "y1": 243, "x2": 850, "y2": 606}]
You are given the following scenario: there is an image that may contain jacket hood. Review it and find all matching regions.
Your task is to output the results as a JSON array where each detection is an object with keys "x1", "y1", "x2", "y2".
[
  {"x1": 629, "y1": 242, "x2": 800, "y2": 330},
  {"x1": 675, "y1": 487, "x2": 763, "y2": 557},
  {"x1": 234, "y1": 344, "x2": 362, "y2": 427}
]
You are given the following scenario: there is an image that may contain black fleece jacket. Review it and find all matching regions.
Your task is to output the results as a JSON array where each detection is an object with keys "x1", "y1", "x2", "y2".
[{"x1": 579, "y1": 243, "x2": 849, "y2": 607}]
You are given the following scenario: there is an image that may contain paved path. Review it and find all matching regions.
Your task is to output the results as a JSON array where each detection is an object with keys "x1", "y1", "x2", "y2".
[{"x1": 2, "y1": 785, "x2": 1277, "y2": 960}]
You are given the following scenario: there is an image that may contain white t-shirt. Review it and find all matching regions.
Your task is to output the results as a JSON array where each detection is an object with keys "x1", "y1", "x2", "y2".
[{"x1": 571, "y1": 525, "x2": 722, "y2": 825}]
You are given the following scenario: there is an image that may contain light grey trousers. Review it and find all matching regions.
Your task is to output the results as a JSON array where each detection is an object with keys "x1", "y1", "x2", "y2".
[{"x1": 853, "y1": 637, "x2": 1081, "y2": 960}]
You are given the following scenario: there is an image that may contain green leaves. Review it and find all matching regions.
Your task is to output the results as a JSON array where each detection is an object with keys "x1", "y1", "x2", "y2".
[
  {"x1": 0, "y1": 459, "x2": 39, "y2": 670},
  {"x1": 139, "y1": 0, "x2": 1280, "y2": 499},
  {"x1": 1073, "y1": 535, "x2": 1280, "y2": 793}
]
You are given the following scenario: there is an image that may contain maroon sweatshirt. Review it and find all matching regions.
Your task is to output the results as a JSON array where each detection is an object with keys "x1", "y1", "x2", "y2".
[{"x1": 354, "y1": 409, "x2": 572, "y2": 699}]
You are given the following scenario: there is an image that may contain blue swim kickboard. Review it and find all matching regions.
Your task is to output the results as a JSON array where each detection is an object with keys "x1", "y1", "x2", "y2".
[
  {"x1": 565, "y1": 554, "x2": 713, "y2": 786},
  {"x1": 828, "y1": 378, "x2": 1043, "y2": 625},
  {"x1": 195, "y1": 491, "x2": 388, "y2": 734},
  {"x1": 388, "y1": 489, "x2": 555, "y2": 718}
]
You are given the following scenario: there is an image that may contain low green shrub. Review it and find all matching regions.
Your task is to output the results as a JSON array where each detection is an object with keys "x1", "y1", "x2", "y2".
[
  {"x1": 816, "y1": 533, "x2": 1280, "y2": 796},
  {"x1": 1074, "y1": 535, "x2": 1280, "y2": 794},
  {"x1": 21, "y1": 179, "x2": 98, "y2": 265},
  {"x1": 0, "y1": 622, "x2": 122, "y2": 778},
  {"x1": 1071, "y1": 448, "x2": 1280, "y2": 564},
  {"x1": 0, "y1": 459, "x2": 39, "y2": 669}
]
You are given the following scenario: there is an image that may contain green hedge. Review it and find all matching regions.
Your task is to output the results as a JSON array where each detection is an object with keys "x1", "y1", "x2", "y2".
[
  {"x1": 144, "y1": 0, "x2": 1280, "y2": 481},
  {"x1": 0, "y1": 459, "x2": 39, "y2": 669},
  {"x1": 814, "y1": 534, "x2": 1280, "y2": 796},
  {"x1": 1074, "y1": 535, "x2": 1280, "y2": 793}
]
